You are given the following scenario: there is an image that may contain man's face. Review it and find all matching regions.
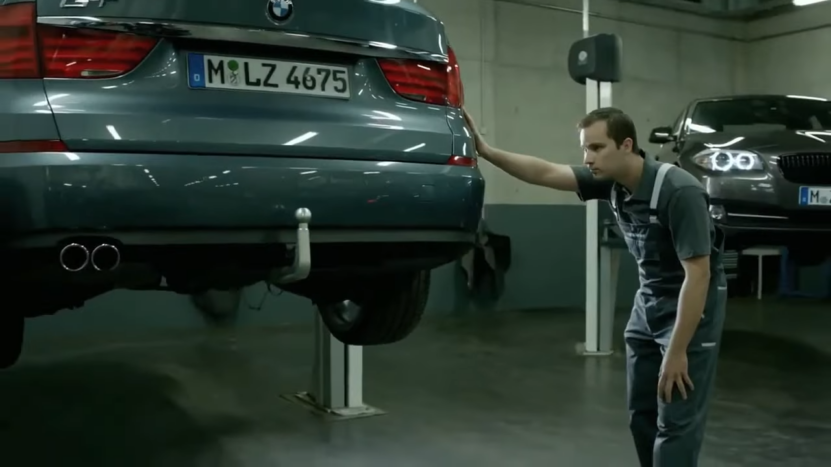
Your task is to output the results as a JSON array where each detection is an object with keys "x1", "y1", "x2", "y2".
[{"x1": 580, "y1": 121, "x2": 632, "y2": 180}]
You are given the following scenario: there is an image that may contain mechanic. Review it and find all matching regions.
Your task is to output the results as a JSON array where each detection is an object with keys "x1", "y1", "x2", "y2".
[{"x1": 462, "y1": 107, "x2": 726, "y2": 467}]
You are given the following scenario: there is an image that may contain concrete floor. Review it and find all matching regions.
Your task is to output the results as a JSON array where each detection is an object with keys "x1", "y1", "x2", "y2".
[{"x1": 1, "y1": 298, "x2": 830, "y2": 467}]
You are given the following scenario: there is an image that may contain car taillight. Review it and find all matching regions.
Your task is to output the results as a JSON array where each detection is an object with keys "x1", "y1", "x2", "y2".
[
  {"x1": 446, "y1": 48, "x2": 464, "y2": 107},
  {"x1": 378, "y1": 47, "x2": 464, "y2": 107},
  {"x1": 0, "y1": 3, "x2": 158, "y2": 80},
  {"x1": 0, "y1": 4, "x2": 40, "y2": 78},
  {"x1": 0, "y1": 140, "x2": 69, "y2": 153},
  {"x1": 39, "y1": 25, "x2": 158, "y2": 79}
]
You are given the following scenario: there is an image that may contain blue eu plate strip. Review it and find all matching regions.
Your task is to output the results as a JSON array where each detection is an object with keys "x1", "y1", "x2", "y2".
[
  {"x1": 799, "y1": 186, "x2": 809, "y2": 205},
  {"x1": 188, "y1": 53, "x2": 206, "y2": 88}
]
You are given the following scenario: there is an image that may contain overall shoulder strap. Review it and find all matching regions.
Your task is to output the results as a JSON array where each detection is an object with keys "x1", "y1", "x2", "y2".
[{"x1": 649, "y1": 163, "x2": 674, "y2": 225}]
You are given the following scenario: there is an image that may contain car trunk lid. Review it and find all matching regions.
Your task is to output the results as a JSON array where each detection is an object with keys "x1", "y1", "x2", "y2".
[{"x1": 27, "y1": 0, "x2": 464, "y2": 165}]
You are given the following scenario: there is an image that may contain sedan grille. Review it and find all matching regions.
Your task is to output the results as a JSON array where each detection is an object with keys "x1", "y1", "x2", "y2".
[{"x1": 778, "y1": 153, "x2": 831, "y2": 184}]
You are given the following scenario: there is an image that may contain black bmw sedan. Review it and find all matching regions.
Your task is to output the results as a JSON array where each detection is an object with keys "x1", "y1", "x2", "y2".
[{"x1": 650, "y1": 94, "x2": 831, "y2": 265}]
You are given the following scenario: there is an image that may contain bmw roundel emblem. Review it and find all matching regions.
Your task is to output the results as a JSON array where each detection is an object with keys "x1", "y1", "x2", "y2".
[{"x1": 267, "y1": 0, "x2": 294, "y2": 22}]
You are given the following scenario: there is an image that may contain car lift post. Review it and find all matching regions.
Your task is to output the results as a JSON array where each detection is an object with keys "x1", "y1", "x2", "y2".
[
  {"x1": 582, "y1": 78, "x2": 618, "y2": 358},
  {"x1": 279, "y1": 208, "x2": 384, "y2": 420},
  {"x1": 576, "y1": 0, "x2": 620, "y2": 356},
  {"x1": 300, "y1": 315, "x2": 384, "y2": 419}
]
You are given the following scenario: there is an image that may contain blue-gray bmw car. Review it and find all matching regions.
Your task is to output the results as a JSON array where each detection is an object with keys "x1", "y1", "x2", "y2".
[{"x1": 0, "y1": 0, "x2": 484, "y2": 367}]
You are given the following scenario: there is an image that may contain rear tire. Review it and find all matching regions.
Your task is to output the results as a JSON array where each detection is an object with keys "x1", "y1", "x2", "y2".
[
  {"x1": 0, "y1": 312, "x2": 24, "y2": 369},
  {"x1": 317, "y1": 270, "x2": 430, "y2": 346}
]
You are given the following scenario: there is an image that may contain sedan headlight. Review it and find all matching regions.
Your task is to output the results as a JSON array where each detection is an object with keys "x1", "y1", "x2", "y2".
[{"x1": 692, "y1": 149, "x2": 765, "y2": 172}]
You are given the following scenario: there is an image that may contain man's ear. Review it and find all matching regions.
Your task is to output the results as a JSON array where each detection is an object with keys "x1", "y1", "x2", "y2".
[{"x1": 621, "y1": 138, "x2": 633, "y2": 152}]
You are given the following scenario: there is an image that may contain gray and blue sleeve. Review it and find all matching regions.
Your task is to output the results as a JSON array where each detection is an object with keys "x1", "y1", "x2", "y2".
[
  {"x1": 571, "y1": 165, "x2": 614, "y2": 201},
  {"x1": 666, "y1": 186, "x2": 713, "y2": 260}
]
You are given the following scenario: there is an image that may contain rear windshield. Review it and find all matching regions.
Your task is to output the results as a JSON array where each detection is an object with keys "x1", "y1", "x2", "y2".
[{"x1": 687, "y1": 96, "x2": 831, "y2": 134}]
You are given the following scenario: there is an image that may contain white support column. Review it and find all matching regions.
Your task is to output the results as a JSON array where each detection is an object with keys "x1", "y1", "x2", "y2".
[
  {"x1": 311, "y1": 315, "x2": 346, "y2": 409},
  {"x1": 282, "y1": 313, "x2": 384, "y2": 420},
  {"x1": 584, "y1": 81, "x2": 618, "y2": 356},
  {"x1": 580, "y1": 0, "x2": 619, "y2": 356},
  {"x1": 582, "y1": 0, "x2": 601, "y2": 356},
  {"x1": 584, "y1": 81, "x2": 600, "y2": 355},
  {"x1": 598, "y1": 244, "x2": 620, "y2": 354},
  {"x1": 597, "y1": 82, "x2": 616, "y2": 355}
]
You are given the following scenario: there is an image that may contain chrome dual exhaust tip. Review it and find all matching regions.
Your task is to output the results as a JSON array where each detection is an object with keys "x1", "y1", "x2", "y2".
[
  {"x1": 91, "y1": 244, "x2": 120, "y2": 272},
  {"x1": 59, "y1": 243, "x2": 121, "y2": 272},
  {"x1": 59, "y1": 243, "x2": 89, "y2": 272}
]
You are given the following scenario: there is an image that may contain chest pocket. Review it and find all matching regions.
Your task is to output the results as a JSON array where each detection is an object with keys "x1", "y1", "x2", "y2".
[{"x1": 612, "y1": 164, "x2": 674, "y2": 265}]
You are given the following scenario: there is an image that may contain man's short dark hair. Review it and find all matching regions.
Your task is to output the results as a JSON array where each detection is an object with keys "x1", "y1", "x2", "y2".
[{"x1": 578, "y1": 107, "x2": 639, "y2": 152}]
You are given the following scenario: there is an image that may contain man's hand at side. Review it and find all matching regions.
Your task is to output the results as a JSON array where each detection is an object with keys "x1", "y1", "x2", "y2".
[
  {"x1": 462, "y1": 108, "x2": 580, "y2": 192},
  {"x1": 659, "y1": 254, "x2": 709, "y2": 403},
  {"x1": 658, "y1": 350, "x2": 694, "y2": 403},
  {"x1": 661, "y1": 185, "x2": 714, "y2": 403}
]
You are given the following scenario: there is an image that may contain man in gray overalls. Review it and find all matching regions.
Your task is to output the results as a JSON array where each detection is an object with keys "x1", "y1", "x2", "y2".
[{"x1": 463, "y1": 107, "x2": 726, "y2": 466}]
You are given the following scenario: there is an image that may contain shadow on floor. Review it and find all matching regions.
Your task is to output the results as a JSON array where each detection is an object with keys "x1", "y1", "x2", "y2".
[
  {"x1": 715, "y1": 328, "x2": 831, "y2": 418},
  {"x1": 719, "y1": 329, "x2": 831, "y2": 371},
  {"x1": 0, "y1": 360, "x2": 241, "y2": 467}
]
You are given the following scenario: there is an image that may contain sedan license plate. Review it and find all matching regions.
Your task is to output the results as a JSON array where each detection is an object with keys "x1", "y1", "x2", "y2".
[
  {"x1": 187, "y1": 53, "x2": 350, "y2": 99},
  {"x1": 799, "y1": 186, "x2": 831, "y2": 206}
]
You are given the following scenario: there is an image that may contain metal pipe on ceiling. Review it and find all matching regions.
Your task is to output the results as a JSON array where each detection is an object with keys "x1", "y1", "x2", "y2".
[
  {"x1": 620, "y1": 0, "x2": 734, "y2": 16},
  {"x1": 495, "y1": 0, "x2": 831, "y2": 42},
  {"x1": 494, "y1": 0, "x2": 743, "y2": 40},
  {"x1": 619, "y1": 0, "x2": 796, "y2": 18}
]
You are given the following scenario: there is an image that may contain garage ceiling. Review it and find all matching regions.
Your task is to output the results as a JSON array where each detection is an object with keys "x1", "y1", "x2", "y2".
[{"x1": 622, "y1": 0, "x2": 797, "y2": 18}]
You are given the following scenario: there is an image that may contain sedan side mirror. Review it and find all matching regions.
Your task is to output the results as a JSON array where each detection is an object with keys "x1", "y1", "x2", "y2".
[{"x1": 649, "y1": 126, "x2": 675, "y2": 144}]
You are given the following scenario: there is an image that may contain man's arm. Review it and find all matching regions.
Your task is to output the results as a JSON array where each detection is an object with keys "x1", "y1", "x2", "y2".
[
  {"x1": 666, "y1": 186, "x2": 713, "y2": 357},
  {"x1": 477, "y1": 145, "x2": 578, "y2": 191},
  {"x1": 479, "y1": 146, "x2": 614, "y2": 200},
  {"x1": 461, "y1": 108, "x2": 611, "y2": 199}
]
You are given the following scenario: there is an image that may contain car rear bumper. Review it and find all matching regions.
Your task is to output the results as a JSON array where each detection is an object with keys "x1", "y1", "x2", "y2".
[{"x1": 0, "y1": 152, "x2": 485, "y2": 246}]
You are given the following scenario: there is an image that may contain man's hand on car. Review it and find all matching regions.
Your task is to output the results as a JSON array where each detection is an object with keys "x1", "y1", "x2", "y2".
[{"x1": 462, "y1": 108, "x2": 490, "y2": 156}]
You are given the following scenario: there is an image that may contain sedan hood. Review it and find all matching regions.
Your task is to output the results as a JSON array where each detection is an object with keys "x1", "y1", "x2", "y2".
[{"x1": 685, "y1": 130, "x2": 831, "y2": 156}]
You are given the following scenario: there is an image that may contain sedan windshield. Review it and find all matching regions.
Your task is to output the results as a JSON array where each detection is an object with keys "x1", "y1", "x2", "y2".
[{"x1": 687, "y1": 96, "x2": 831, "y2": 134}]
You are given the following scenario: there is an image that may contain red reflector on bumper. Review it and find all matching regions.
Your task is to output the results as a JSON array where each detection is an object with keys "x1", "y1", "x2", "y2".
[
  {"x1": 0, "y1": 140, "x2": 69, "y2": 153},
  {"x1": 446, "y1": 155, "x2": 477, "y2": 167}
]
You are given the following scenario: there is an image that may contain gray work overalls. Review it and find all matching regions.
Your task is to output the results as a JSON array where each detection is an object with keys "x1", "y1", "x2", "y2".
[{"x1": 611, "y1": 163, "x2": 727, "y2": 467}]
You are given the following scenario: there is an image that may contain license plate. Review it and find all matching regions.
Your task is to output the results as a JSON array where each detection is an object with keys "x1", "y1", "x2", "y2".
[
  {"x1": 187, "y1": 53, "x2": 350, "y2": 99},
  {"x1": 799, "y1": 186, "x2": 831, "y2": 206}
]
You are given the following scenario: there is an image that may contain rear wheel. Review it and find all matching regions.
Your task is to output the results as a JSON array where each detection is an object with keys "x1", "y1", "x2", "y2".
[
  {"x1": 317, "y1": 270, "x2": 430, "y2": 346},
  {"x1": 0, "y1": 312, "x2": 24, "y2": 369}
]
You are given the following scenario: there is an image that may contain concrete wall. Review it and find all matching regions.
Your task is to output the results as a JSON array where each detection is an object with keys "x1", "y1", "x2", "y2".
[
  {"x1": 744, "y1": 2, "x2": 831, "y2": 95},
  {"x1": 29, "y1": 0, "x2": 747, "y2": 339}
]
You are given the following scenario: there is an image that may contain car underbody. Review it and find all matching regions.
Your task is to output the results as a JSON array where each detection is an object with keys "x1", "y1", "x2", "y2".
[
  {"x1": 0, "y1": 218, "x2": 477, "y2": 368},
  {"x1": 7, "y1": 225, "x2": 475, "y2": 313}
]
